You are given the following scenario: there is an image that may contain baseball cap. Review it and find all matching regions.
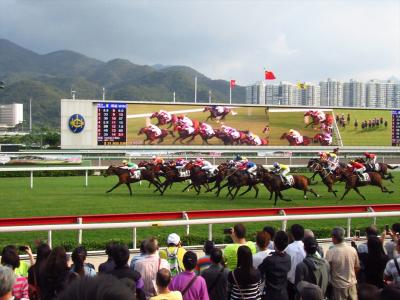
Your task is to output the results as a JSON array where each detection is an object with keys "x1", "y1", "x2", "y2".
[
  {"x1": 297, "y1": 281, "x2": 323, "y2": 300},
  {"x1": 167, "y1": 233, "x2": 180, "y2": 245}
]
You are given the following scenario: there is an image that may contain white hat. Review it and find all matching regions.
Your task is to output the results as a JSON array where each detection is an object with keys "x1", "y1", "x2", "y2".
[{"x1": 167, "y1": 233, "x2": 180, "y2": 245}]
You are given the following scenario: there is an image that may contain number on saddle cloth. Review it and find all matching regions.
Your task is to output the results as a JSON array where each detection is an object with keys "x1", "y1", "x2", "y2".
[
  {"x1": 131, "y1": 170, "x2": 141, "y2": 179},
  {"x1": 360, "y1": 173, "x2": 370, "y2": 182},
  {"x1": 283, "y1": 175, "x2": 294, "y2": 186}
]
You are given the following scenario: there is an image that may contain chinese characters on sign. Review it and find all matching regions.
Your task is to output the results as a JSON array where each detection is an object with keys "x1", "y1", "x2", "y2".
[
  {"x1": 97, "y1": 103, "x2": 127, "y2": 145},
  {"x1": 392, "y1": 110, "x2": 400, "y2": 146}
]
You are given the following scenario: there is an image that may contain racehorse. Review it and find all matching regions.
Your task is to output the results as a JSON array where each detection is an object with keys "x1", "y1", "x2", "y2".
[
  {"x1": 138, "y1": 127, "x2": 170, "y2": 144},
  {"x1": 307, "y1": 159, "x2": 341, "y2": 197},
  {"x1": 103, "y1": 166, "x2": 162, "y2": 196},
  {"x1": 150, "y1": 112, "x2": 178, "y2": 127},
  {"x1": 218, "y1": 169, "x2": 260, "y2": 200},
  {"x1": 258, "y1": 167, "x2": 320, "y2": 206},
  {"x1": 354, "y1": 158, "x2": 397, "y2": 182},
  {"x1": 183, "y1": 161, "x2": 218, "y2": 194},
  {"x1": 337, "y1": 168, "x2": 394, "y2": 201},
  {"x1": 203, "y1": 106, "x2": 232, "y2": 122},
  {"x1": 280, "y1": 132, "x2": 312, "y2": 146},
  {"x1": 172, "y1": 126, "x2": 199, "y2": 144},
  {"x1": 157, "y1": 164, "x2": 191, "y2": 195},
  {"x1": 198, "y1": 123, "x2": 216, "y2": 144},
  {"x1": 313, "y1": 133, "x2": 332, "y2": 146},
  {"x1": 304, "y1": 111, "x2": 334, "y2": 128}
]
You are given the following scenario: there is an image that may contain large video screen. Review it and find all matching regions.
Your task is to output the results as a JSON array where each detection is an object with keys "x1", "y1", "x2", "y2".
[{"x1": 95, "y1": 102, "x2": 395, "y2": 147}]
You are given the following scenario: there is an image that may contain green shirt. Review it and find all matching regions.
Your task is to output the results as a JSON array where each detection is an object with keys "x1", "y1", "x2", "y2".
[
  {"x1": 223, "y1": 241, "x2": 256, "y2": 270},
  {"x1": 15, "y1": 260, "x2": 29, "y2": 277}
]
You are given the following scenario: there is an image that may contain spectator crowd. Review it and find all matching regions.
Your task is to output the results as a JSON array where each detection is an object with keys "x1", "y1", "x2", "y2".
[{"x1": 1, "y1": 222, "x2": 400, "y2": 300}]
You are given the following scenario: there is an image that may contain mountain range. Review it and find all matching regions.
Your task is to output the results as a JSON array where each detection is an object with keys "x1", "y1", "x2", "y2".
[{"x1": 0, "y1": 39, "x2": 245, "y2": 127}]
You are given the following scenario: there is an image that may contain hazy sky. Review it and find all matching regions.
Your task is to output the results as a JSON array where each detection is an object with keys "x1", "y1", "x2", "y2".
[{"x1": 1, "y1": 0, "x2": 399, "y2": 85}]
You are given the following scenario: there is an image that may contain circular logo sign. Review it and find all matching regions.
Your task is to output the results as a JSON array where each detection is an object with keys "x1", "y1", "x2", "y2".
[{"x1": 68, "y1": 114, "x2": 85, "y2": 133}]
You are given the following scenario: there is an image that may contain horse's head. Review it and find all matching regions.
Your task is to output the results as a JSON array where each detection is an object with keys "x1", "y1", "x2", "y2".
[
  {"x1": 280, "y1": 132, "x2": 288, "y2": 140},
  {"x1": 203, "y1": 106, "x2": 211, "y2": 112},
  {"x1": 150, "y1": 112, "x2": 158, "y2": 119},
  {"x1": 184, "y1": 161, "x2": 195, "y2": 170},
  {"x1": 138, "y1": 127, "x2": 146, "y2": 135},
  {"x1": 104, "y1": 165, "x2": 114, "y2": 177}
]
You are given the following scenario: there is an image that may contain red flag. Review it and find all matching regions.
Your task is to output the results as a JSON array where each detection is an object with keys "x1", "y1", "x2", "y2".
[
  {"x1": 265, "y1": 70, "x2": 276, "y2": 80},
  {"x1": 230, "y1": 79, "x2": 236, "y2": 88}
]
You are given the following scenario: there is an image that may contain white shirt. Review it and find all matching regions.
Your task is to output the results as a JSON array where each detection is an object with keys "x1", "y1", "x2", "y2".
[
  {"x1": 285, "y1": 240, "x2": 306, "y2": 284},
  {"x1": 253, "y1": 249, "x2": 273, "y2": 269}
]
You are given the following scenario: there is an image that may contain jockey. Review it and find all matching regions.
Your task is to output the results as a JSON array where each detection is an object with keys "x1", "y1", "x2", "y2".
[
  {"x1": 120, "y1": 160, "x2": 138, "y2": 176},
  {"x1": 175, "y1": 157, "x2": 188, "y2": 172},
  {"x1": 327, "y1": 151, "x2": 339, "y2": 172},
  {"x1": 194, "y1": 158, "x2": 216, "y2": 176},
  {"x1": 152, "y1": 155, "x2": 165, "y2": 165},
  {"x1": 180, "y1": 124, "x2": 195, "y2": 135},
  {"x1": 221, "y1": 125, "x2": 240, "y2": 139},
  {"x1": 148, "y1": 124, "x2": 162, "y2": 137},
  {"x1": 213, "y1": 106, "x2": 225, "y2": 114},
  {"x1": 239, "y1": 160, "x2": 257, "y2": 178},
  {"x1": 199, "y1": 123, "x2": 214, "y2": 136},
  {"x1": 158, "y1": 110, "x2": 172, "y2": 122},
  {"x1": 272, "y1": 162, "x2": 291, "y2": 185},
  {"x1": 364, "y1": 152, "x2": 377, "y2": 166},
  {"x1": 288, "y1": 129, "x2": 303, "y2": 144},
  {"x1": 178, "y1": 115, "x2": 193, "y2": 127},
  {"x1": 322, "y1": 133, "x2": 333, "y2": 145},
  {"x1": 314, "y1": 110, "x2": 326, "y2": 122},
  {"x1": 348, "y1": 160, "x2": 366, "y2": 180},
  {"x1": 248, "y1": 133, "x2": 262, "y2": 146}
]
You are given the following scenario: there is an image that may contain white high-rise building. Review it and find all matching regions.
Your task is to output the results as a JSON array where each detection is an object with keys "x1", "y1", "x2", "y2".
[
  {"x1": 0, "y1": 103, "x2": 24, "y2": 127},
  {"x1": 265, "y1": 83, "x2": 280, "y2": 105},
  {"x1": 301, "y1": 83, "x2": 320, "y2": 107},
  {"x1": 394, "y1": 83, "x2": 400, "y2": 108},
  {"x1": 365, "y1": 80, "x2": 388, "y2": 108},
  {"x1": 246, "y1": 81, "x2": 265, "y2": 104},
  {"x1": 319, "y1": 79, "x2": 343, "y2": 107},
  {"x1": 385, "y1": 80, "x2": 397, "y2": 108},
  {"x1": 279, "y1": 81, "x2": 300, "y2": 106},
  {"x1": 343, "y1": 79, "x2": 365, "y2": 107}
]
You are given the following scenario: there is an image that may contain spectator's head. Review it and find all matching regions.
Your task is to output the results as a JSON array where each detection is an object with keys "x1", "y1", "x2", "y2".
[
  {"x1": 290, "y1": 224, "x2": 305, "y2": 241},
  {"x1": 0, "y1": 265, "x2": 15, "y2": 298},
  {"x1": 365, "y1": 225, "x2": 378, "y2": 237},
  {"x1": 304, "y1": 229, "x2": 315, "y2": 238},
  {"x1": 44, "y1": 246, "x2": 69, "y2": 275},
  {"x1": 183, "y1": 251, "x2": 197, "y2": 271},
  {"x1": 139, "y1": 240, "x2": 147, "y2": 255},
  {"x1": 105, "y1": 241, "x2": 117, "y2": 258},
  {"x1": 58, "y1": 275, "x2": 137, "y2": 300},
  {"x1": 72, "y1": 246, "x2": 88, "y2": 276},
  {"x1": 256, "y1": 231, "x2": 270, "y2": 251},
  {"x1": 367, "y1": 236, "x2": 386, "y2": 258},
  {"x1": 379, "y1": 283, "x2": 400, "y2": 300},
  {"x1": 111, "y1": 244, "x2": 130, "y2": 268},
  {"x1": 36, "y1": 243, "x2": 51, "y2": 265},
  {"x1": 274, "y1": 231, "x2": 289, "y2": 252},
  {"x1": 203, "y1": 240, "x2": 215, "y2": 255},
  {"x1": 236, "y1": 245, "x2": 253, "y2": 272},
  {"x1": 331, "y1": 227, "x2": 345, "y2": 244},
  {"x1": 392, "y1": 223, "x2": 400, "y2": 234},
  {"x1": 263, "y1": 226, "x2": 276, "y2": 241},
  {"x1": 357, "y1": 283, "x2": 379, "y2": 300},
  {"x1": 303, "y1": 236, "x2": 318, "y2": 256},
  {"x1": 167, "y1": 233, "x2": 181, "y2": 247},
  {"x1": 155, "y1": 268, "x2": 172, "y2": 289},
  {"x1": 297, "y1": 281, "x2": 323, "y2": 300},
  {"x1": 145, "y1": 238, "x2": 159, "y2": 255},
  {"x1": 233, "y1": 223, "x2": 246, "y2": 241},
  {"x1": 0, "y1": 245, "x2": 19, "y2": 270},
  {"x1": 210, "y1": 248, "x2": 224, "y2": 266}
]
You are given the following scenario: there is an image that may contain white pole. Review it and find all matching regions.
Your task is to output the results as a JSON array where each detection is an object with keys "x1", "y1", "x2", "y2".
[
  {"x1": 85, "y1": 170, "x2": 88, "y2": 187},
  {"x1": 209, "y1": 90, "x2": 211, "y2": 103},
  {"x1": 102, "y1": 87, "x2": 105, "y2": 101},
  {"x1": 30, "y1": 171, "x2": 33, "y2": 189},
  {"x1": 173, "y1": 91, "x2": 176, "y2": 103},
  {"x1": 229, "y1": 85, "x2": 232, "y2": 104},
  {"x1": 29, "y1": 98, "x2": 32, "y2": 133},
  {"x1": 194, "y1": 76, "x2": 197, "y2": 103}
]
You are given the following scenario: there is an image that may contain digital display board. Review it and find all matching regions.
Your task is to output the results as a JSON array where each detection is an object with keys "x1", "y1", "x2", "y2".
[
  {"x1": 97, "y1": 103, "x2": 127, "y2": 145},
  {"x1": 392, "y1": 110, "x2": 400, "y2": 146}
]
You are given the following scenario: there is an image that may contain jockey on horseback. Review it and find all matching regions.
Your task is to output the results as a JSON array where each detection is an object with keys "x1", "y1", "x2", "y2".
[
  {"x1": 178, "y1": 115, "x2": 193, "y2": 127},
  {"x1": 213, "y1": 106, "x2": 225, "y2": 115},
  {"x1": 364, "y1": 152, "x2": 377, "y2": 169},
  {"x1": 180, "y1": 124, "x2": 195, "y2": 135},
  {"x1": 348, "y1": 160, "x2": 366, "y2": 180},
  {"x1": 158, "y1": 110, "x2": 172, "y2": 122},
  {"x1": 248, "y1": 132, "x2": 262, "y2": 146},
  {"x1": 239, "y1": 160, "x2": 257, "y2": 178},
  {"x1": 152, "y1": 155, "x2": 164, "y2": 165},
  {"x1": 194, "y1": 158, "x2": 216, "y2": 176},
  {"x1": 221, "y1": 125, "x2": 240, "y2": 139},
  {"x1": 120, "y1": 160, "x2": 138, "y2": 176},
  {"x1": 313, "y1": 110, "x2": 326, "y2": 122},
  {"x1": 272, "y1": 162, "x2": 290, "y2": 185},
  {"x1": 199, "y1": 122, "x2": 214, "y2": 137},
  {"x1": 288, "y1": 129, "x2": 303, "y2": 144},
  {"x1": 148, "y1": 124, "x2": 162, "y2": 137},
  {"x1": 322, "y1": 132, "x2": 333, "y2": 145}
]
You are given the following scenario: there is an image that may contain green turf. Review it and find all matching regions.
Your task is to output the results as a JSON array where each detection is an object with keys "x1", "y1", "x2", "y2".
[
  {"x1": 0, "y1": 174, "x2": 398, "y2": 250},
  {"x1": 333, "y1": 109, "x2": 392, "y2": 146}
]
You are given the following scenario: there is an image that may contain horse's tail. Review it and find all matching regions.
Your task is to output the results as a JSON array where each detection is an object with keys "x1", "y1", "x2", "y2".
[{"x1": 387, "y1": 164, "x2": 399, "y2": 170}]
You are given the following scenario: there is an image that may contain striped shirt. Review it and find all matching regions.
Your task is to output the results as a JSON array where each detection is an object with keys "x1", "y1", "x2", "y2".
[
  {"x1": 12, "y1": 276, "x2": 29, "y2": 299},
  {"x1": 228, "y1": 269, "x2": 261, "y2": 300},
  {"x1": 195, "y1": 255, "x2": 212, "y2": 274}
]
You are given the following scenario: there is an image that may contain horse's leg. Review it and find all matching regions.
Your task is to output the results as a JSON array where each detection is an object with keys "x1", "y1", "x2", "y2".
[
  {"x1": 125, "y1": 183, "x2": 133, "y2": 196},
  {"x1": 340, "y1": 186, "x2": 352, "y2": 201},
  {"x1": 182, "y1": 183, "x2": 193, "y2": 192},
  {"x1": 254, "y1": 185, "x2": 259, "y2": 198},
  {"x1": 150, "y1": 180, "x2": 162, "y2": 193},
  {"x1": 217, "y1": 182, "x2": 229, "y2": 197},
  {"x1": 353, "y1": 187, "x2": 366, "y2": 200},
  {"x1": 196, "y1": 185, "x2": 201, "y2": 195},
  {"x1": 238, "y1": 185, "x2": 252, "y2": 197},
  {"x1": 307, "y1": 188, "x2": 320, "y2": 198},
  {"x1": 231, "y1": 187, "x2": 241, "y2": 200},
  {"x1": 226, "y1": 186, "x2": 234, "y2": 198},
  {"x1": 106, "y1": 182, "x2": 122, "y2": 193}
]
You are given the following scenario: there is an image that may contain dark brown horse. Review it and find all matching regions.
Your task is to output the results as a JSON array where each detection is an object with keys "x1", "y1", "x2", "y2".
[
  {"x1": 138, "y1": 127, "x2": 170, "y2": 144},
  {"x1": 307, "y1": 159, "x2": 341, "y2": 197},
  {"x1": 217, "y1": 168, "x2": 260, "y2": 200},
  {"x1": 354, "y1": 158, "x2": 397, "y2": 182},
  {"x1": 280, "y1": 132, "x2": 312, "y2": 146},
  {"x1": 104, "y1": 166, "x2": 162, "y2": 196},
  {"x1": 203, "y1": 106, "x2": 231, "y2": 122},
  {"x1": 337, "y1": 169, "x2": 394, "y2": 201},
  {"x1": 258, "y1": 168, "x2": 320, "y2": 206},
  {"x1": 150, "y1": 112, "x2": 178, "y2": 127},
  {"x1": 182, "y1": 161, "x2": 218, "y2": 194},
  {"x1": 157, "y1": 164, "x2": 191, "y2": 195},
  {"x1": 172, "y1": 126, "x2": 199, "y2": 144}
]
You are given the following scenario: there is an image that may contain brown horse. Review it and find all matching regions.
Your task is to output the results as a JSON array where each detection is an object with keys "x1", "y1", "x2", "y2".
[
  {"x1": 354, "y1": 158, "x2": 397, "y2": 182},
  {"x1": 138, "y1": 127, "x2": 170, "y2": 144},
  {"x1": 307, "y1": 159, "x2": 341, "y2": 197},
  {"x1": 337, "y1": 169, "x2": 394, "y2": 201},
  {"x1": 313, "y1": 133, "x2": 332, "y2": 146},
  {"x1": 172, "y1": 126, "x2": 200, "y2": 144},
  {"x1": 157, "y1": 164, "x2": 191, "y2": 195},
  {"x1": 203, "y1": 106, "x2": 231, "y2": 122},
  {"x1": 280, "y1": 132, "x2": 312, "y2": 146},
  {"x1": 182, "y1": 161, "x2": 218, "y2": 194},
  {"x1": 304, "y1": 111, "x2": 334, "y2": 128},
  {"x1": 218, "y1": 168, "x2": 260, "y2": 200},
  {"x1": 258, "y1": 168, "x2": 320, "y2": 206},
  {"x1": 104, "y1": 166, "x2": 162, "y2": 196},
  {"x1": 150, "y1": 112, "x2": 178, "y2": 128}
]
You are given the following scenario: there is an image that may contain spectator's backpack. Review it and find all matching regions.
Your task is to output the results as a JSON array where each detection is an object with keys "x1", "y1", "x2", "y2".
[{"x1": 166, "y1": 247, "x2": 181, "y2": 276}]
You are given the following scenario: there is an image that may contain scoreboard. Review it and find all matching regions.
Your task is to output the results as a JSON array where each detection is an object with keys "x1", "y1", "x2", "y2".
[
  {"x1": 392, "y1": 110, "x2": 400, "y2": 146},
  {"x1": 97, "y1": 103, "x2": 127, "y2": 145}
]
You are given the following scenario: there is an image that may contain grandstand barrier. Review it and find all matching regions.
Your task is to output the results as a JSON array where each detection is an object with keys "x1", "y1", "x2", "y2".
[{"x1": 0, "y1": 204, "x2": 399, "y2": 248}]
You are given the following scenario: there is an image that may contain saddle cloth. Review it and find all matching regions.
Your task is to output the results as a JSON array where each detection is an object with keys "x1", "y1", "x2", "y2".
[
  {"x1": 179, "y1": 170, "x2": 190, "y2": 177},
  {"x1": 130, "y1": 170, "x2": 141, "y2": 179},
  {"x1": 374, "y1": 163, "x2": 380, "y2": 172},
  {"x1": 284, "y1": 175, "x2": 295, "y2": 186},
  {"x1": 360, "y1": 173, "x2": 370, "y2": 182}
]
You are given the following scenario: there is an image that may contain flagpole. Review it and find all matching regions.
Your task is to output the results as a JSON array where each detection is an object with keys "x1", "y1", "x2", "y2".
[
  {"x1": 194, "y1": 76, "x2": 197, "y2": 103},
  {"x1": 229, "y1": 85, "x2": 232, "y2": 104}
]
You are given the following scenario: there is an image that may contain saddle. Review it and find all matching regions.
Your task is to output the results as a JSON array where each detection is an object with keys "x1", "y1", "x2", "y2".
[
  {"x1": 282, "y1": 175, "x2": 295, "y2": 186},
  {"x1": 179, "y1": 170, "x2": 190, "y2": 177},
  {"x1": 130, "y1": 170, "x2": 141, "y2": 179},
  {"x1": 358, "y1": 173, "x2": 370, "y2": 182}
]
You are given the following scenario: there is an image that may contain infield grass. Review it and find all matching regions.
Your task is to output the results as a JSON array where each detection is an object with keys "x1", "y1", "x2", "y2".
[{"x1": 0, "y1": 174, "x2": 398, "y2": 250}]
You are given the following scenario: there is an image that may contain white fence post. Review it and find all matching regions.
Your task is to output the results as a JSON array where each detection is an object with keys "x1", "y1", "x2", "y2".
[
  {"x1": 208, "y1": 224, "x2": 213, "y2": 241},
  {"x1": 77, "y1": 218, "x2": 83, "y2": 244},
  {"x1": 279, "y1": 209, "x2": 287, "y2": 231},
  {"x1": 85, "y1": 170, "x2": 88, "y2": 187},
  {"x1": 132, "y1": 227, "x2": 137, "y2": 249},
  {"x1": 367, "y1": 207, "x2": 377, "y2": 225},
  {"x1": 347, "y1": 218, "x2": 352, "y2": 238},
  {"x1": 30, "y1": 171, "x2": 34, "y2": 189},
  {"x1": 182, "y1": 212, "x2": 190, "y2": 236},
  {"x1": 48, "y1": 230, "x2": 52, "y2": 248}
]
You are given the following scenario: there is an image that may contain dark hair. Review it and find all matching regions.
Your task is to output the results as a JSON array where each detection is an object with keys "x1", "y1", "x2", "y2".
[
  {"x1": 111, "y1": 244, "x2": 130, "y2": 268},
  {"x1": 43, "y1": 246, "x2": 69, "y2": 279},
  {"x1": 139, "y1": 240, "x2": 147, "y2": 254},
  {"x1": 357, "y1": 283, "x2": 379, "y2": 300},
  {"x1": 183, "y1": 251, "x2": 197, "y2": 271},
  {"x1": 392, "y1": 223, "x2": 400, "y2": 233},
  {"x1": 58, "y1": 275, "x2": 136, "y2": 300},
  {"x1": 366, "y1": 236, "x2": 387, "y2": 266},
  {"x1": 365, "y1": 225, "x2": 378, "y2": 237},
  {"x1": 145, "y1": 238, "x2": 158, "y2": 254},
  {"x1": 72, "y1": 246, "x2": 87, "y2": 276},
  {"x1": 236, "y1": 245, "x2": 253, "y2": 272},
  {"x1": 234, "y1": 224, "x2": 246, "y2": 239},
  {"x1": 105, "y1": 242, "x2": 118, "y2": 257},
  {"x1": 332, "y1": 227, "x2": 345, "y2": 243},
  {"x1": 274, "y1": 231, "x2": 289, "y2": 251},
  {"x1": 156, "y1": 268, "x2": 172, "y2": 288},
  {"x1": 203, "y1": 240, "x2": 215, "y2": 255},
  {"x1": 36, "y1": 243, "x2": 51, "y2": 265},
  {"x1": 303, "y1": 236, "x2": 318, "y2": 255},
  {"x1": 263, "y1": 226, "x2": 276, "y2": 240},
  {"x1": 290, "y1": 224, "x2": 304, "y2": 241},
  {"x1": 1, "y1": 245, "x2": 20, "y2": 270},
  {"x1": 210, "y1": 248, "x2": 223, "y2": 265},
  {"x1": 256, "y1": 231, "x2": 270, "y2": 250}
]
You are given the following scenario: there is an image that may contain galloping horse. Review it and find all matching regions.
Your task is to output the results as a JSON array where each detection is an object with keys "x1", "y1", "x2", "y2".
[
  {"x1": 104, "y1": 166, "x2": 162, "y2": 196},
  {"x1": 313, "y1": 133, "x2": 332, "y2": 146},
  {"x1": 150, "y1": 112, "x2": 178, "y2": 127},
  {"x1": 304, "y1": 111, "x2": 334, "y2": 128},
  {"x1": 354, "y1": 158, "x2": 397, "y2": 182},
  {"x1": 217, "y1": 169, "x2": 260, "y2": 200},
  {"x1": 258, "y1": 168, "x2": 320, "y2": 206},
  {"x1": 337, "y1": 168, "x2": 393, "y2": 200},
  {"x1": 203, "y1": 106, "x2": 232, "y2": 122},
  {"x1": 183, "y1": 161, "x2": 218, "y2": 194},
  {"x1": 158, "y1": 164, "x2": 191, "y2": 195},
  {"x1": 280, "y1": 132, "x2": 312, "y2": 146},
  {"x1": 138, "y1": 127, "x2": 170, "y2": 144},
  {"x1": 172, "y1": 126, "x2": 199, "y2": 144},
  {"x1": 307, "y1": 159, "x2": 341, "y2": 197}
]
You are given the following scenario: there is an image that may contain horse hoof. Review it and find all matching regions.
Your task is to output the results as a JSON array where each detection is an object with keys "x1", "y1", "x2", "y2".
[
  {"x1": 304, "y1": 196, "x2": 307, "y2": 199},
  {"x1": 317, "y1": 194, "x2": 320, "y2": 198}
]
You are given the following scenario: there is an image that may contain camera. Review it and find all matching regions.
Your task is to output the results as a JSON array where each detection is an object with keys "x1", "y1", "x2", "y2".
[
  {"x1": 355, "y1": 230, "x2": 360, "y2": 238},
  {"x1": 223, "y1": 228, "x2": 233, "y2": 235},
  {"x1": 18, "y1": 246, "x2": 28, "y2": 252},
  {"x1": 385, "y1": 224, "x2": 390, "y2": 232}
]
